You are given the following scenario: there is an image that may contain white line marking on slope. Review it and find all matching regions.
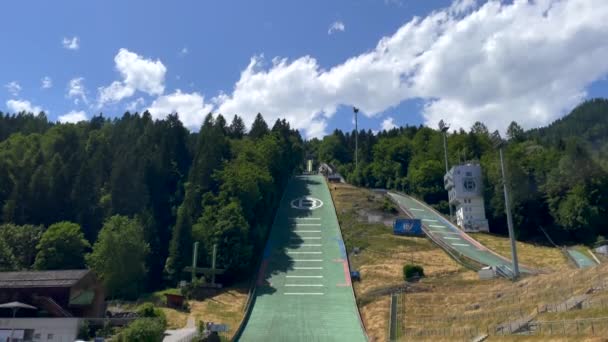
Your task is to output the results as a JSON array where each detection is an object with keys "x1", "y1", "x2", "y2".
[
  {"x1": 287, "y1": 251, "x2": 322, "y2": 254},
  {"x1": 443, "y1": 237, "x2": 460, "y2": 240},
  {"x1": 429, "y1": 225, "x2": 446, "y2": 228},
  {"x1": 294, "y1": 267, "x2": 323, "y2": 270},
  {"x1": 286, "y1": 275, "x2": 323, "y2": 278},
  {"x1": 423, "y1": 219, "x2": 438, "y2": 222},
  {"x1": 301, "y1": 244, "x2": 322, "y2": 247},
  {"x1": 296, "y1": 223, "x2": 321, "y2": 226},
  {"x1": 451, "y1": 243, "x2": 470, "y2": 246},
  {"x1": 290, "y1": 237, "x2": 321, "y2": 240},
  {"x1": 438, "y1": 232, "x2": 461, "y2": 235},
  {"x1": 291, "y1": 217, "x2": 321, "y2": 220},
  {"x1": 293, "y1": 230, "x2": 321, "y2": 233},
  {"x1": 284, "y1": 293, "x2": 324, "y2": 295},
  {"x1": 410, "y1": 208, "x2": 424, "y2": 211},
  {"x1": 285, "y1": 284, "x2": 324, "y2": 287},
  {"x1": 293, "y1": 259, "x2": 323, "y2": 262}
]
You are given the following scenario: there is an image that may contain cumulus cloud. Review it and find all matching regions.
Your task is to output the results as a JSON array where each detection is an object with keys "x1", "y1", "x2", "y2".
[
  {"x1": 6, "y1": 99, "x2": 42, "y2": 114},
  {"x1": 381, "y1": 117, "x2": 397, "y2": 131},
  {"x1": 62, "y1": 36, "x2": 79, "y2": 50},
  {"x1": 4, "y1": 81, "x2": 21, "y2": 96},
  {"x1": 97, "y1": 48, "x2": 166, "y2": 106},
  {"x1": 41, "y1": 76, "x2": 53, "y2": 89},
  {"x1": 215, "y1": 0, "x2": 608, "y2": 137},
  {"x1": 328, "y1": 21, "x2": 345, "y2": 35},
  {"x1": 147, "y1": 90, "x2": 213, "y2": 130},
  {"x1": 67, "y1": 77, "x2": 88, "y2": 105},
  {"x1": 126, "y1": 97, "x2": 145, "y2": 112},
  {"x1": 58, "y1": 110, "x2": 87, "y2": 123}
]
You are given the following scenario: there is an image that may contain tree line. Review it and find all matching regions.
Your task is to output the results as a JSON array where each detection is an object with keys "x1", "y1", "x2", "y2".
[
  {"x1": 307, "y1": 99, "x2": 608, "y2": 245},
  {"x1": 0, "y1": 110, "x2": 303, "y2": 298}
]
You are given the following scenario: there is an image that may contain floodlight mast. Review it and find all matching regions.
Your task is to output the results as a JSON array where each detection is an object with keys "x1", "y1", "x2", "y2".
[
  {"x1": 439, "y1": 120, "x2": 453, "y2": 222},
  {"x1": 492, "y1": 131, "x2": 520, "y2": 280},
  {"x1": 353, "y1": 107, "x2": 359, "y2": 172}
]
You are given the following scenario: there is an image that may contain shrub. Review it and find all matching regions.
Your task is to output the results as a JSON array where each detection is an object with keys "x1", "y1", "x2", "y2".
[
  {"x1": 116, "y1": 318, "x2": 166, "y2": 342},
  {"x1": 137, "y1": 303, "x2": 167, "y2": 327},
  {"x1": 403, "y1": 264, "x2": 424, "y2": 281}
]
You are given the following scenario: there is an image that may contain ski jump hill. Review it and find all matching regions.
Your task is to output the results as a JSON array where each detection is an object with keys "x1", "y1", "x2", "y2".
[
  {"x1": 234, "y1": 175, "x2": 367, "y2": 342},
  {"x1": 388, "y1": 192, "x2": 535, "y2": 276}
]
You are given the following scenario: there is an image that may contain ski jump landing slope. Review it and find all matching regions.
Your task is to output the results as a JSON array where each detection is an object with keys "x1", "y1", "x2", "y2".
[
  {"x1": 236, "y1": 175, "x2": 367, "y2": 342},
  {"x1": 388, "y1": 192, "x2": 534, "y2": 274}
]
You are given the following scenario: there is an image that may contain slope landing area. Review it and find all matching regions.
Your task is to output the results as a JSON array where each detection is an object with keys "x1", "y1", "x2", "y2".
[
  {"x1": 328, "y1": 183, "x2": 597, "y2": 341},
  {"x1": 236, "y1": 175, "x2": 366, "y2": 342}
]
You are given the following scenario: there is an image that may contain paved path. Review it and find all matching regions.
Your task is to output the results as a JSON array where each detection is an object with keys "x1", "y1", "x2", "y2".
[
  {"x1": 388, "y1": 192, "x2": 532, "y2": 274},
  {"x1": 163, "y1": 316, "x2": 196, "y2": 342},
  {"x1": 236, "y1": 175, "x2": 367, "y2": 342}
]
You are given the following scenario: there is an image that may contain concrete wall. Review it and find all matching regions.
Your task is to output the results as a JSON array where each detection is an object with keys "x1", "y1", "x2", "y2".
[{"x1": 0, "y1": 318, "x2": 79, "y2": 342}]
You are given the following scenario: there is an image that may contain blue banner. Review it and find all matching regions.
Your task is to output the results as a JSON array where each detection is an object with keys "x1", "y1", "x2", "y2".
[{"x1": 393, "y1": 218, "x2": 423, "y2": 236}]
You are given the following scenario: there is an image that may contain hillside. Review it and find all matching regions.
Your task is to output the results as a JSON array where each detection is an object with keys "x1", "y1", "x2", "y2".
[
  {"x1": 329, "y1": 183, "x2": 580, "y2": 341},
  {"x1": 311, "y1": 98, "x2": 608, "y2": 246},
  {"x1": 528, "y1": 98, "x2": 608, "y2": 154}
]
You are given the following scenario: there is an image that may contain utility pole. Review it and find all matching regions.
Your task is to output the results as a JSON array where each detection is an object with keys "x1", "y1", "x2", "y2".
[
  {"x1": 492, "y1": 131, "x2": 520, "y2": 280},
  {"x1": 439, "y1": 120, "x2": 453, "y2": 222},
  {"x1": 353, "y1": 107, "x2": 359, "y2": 172}
]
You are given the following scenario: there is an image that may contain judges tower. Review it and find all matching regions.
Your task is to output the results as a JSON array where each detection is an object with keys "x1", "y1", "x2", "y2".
[{"x1": 444, "y1": 163, "x2": 489, "y2": 232}]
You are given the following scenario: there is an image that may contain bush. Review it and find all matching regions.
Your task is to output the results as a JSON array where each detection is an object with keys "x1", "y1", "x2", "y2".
[
  {"x1": 115, "y1": 318, "x2": 166, "y2": 342},
  {"x1": 382, "y1": 198, "x2": 398, "y2": 214},
  {"x1": 136, "y1": 303, "x2": 167, "y2": 327},
  {"x1": 403, "y1": 264, "x2": 424, "y2": 281}
]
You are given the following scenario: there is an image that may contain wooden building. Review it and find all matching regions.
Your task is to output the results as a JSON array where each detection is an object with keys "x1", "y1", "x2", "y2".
[{"x1": 0, "y1": 269, "x2": 105, "y2": 318}]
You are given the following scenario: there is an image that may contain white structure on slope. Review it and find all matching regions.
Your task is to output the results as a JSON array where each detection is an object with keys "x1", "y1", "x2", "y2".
[{"x1": 444, "y1": 163, "x2": 489, "y2": 232}]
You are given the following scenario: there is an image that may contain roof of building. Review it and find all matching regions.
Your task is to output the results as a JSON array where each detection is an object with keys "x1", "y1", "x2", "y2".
[{"x1": 0, "y1": 269, "x2": 91, "y2": 288}]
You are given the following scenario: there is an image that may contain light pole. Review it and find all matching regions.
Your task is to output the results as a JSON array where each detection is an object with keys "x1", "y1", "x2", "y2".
[
  {"x1": 439, "y1": 120, "x2": 453, "y2": 222},
  {"x1": 491, "y1": 131, "x2": 520, "y2": 280},
  {"x1": 353, "y1": 107, "x2": 359, "y2": 172}
]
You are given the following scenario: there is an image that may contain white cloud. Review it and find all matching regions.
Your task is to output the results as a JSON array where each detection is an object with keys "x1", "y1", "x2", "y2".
[
  {"x1": 126, "y1": 97, "x2": 145, "y2": 112},
  {"x1": 58, "y1": 110, "x2": 87, "y2": 123},
  {"x1": 67, "y1": 77, "x2": 88, "y2": 105},
  {"x1": 147, "y1": 90, "x2": 213, "y2": 130},
  {"x1": 328, "y1": 21, "x2": 345, "y2": 35},
  {"x1": 97, "y1": 48, "x2": 167, "y2": 107},
  {"x1": 5, "y1": 81, "x2": 21, "y2": 96},
  {"x1": 180, "y1": 47, "x2": 188, "y2": 56},
  {"x1": 6, "y1": 99, "x2": 42, "y2": 114},
  {"x1": 62, "y1": 36, "x2": 79, "y2": 50},
  {"x1": 41, "y1": 76, "x2": 53, "y2": 89},
  {"x1": 381, "y1": 117, "x2": 397, "y2": 131},
  {"x1": 215, "y1": 0, "x2": 608, "y2": 137}
]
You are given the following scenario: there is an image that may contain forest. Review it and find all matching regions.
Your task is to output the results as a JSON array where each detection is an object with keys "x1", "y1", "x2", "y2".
[
  {"x1": 307, "y1": 98, "x2": 608, "y2": 245},
  {"x1": 0, "y1": 110, "x2": 303, "y2": 298},
  {"x1": 1, "y1": 98, "x2": 607, "y2": 299}
]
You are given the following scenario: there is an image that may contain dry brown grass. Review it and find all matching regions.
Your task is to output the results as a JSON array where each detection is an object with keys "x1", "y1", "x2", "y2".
[
  {"x1": 330, "y1": 182, "x2": 608, "y2": 341},
  {"x1": 401, "y1": 263, "x2": 608, "y2": 340},
  {"x1": 359, "y1": 296, "x2": 390, "y2": 342},
  {"x1": 471, "y1": 232, "x2": 572, "y2": 271},
  {"x1": 188, "y1": 287, "x2": 248, "y2": 337},
  {"x1": 330, "y1": 183, "x2": 472, "y2": 341}
]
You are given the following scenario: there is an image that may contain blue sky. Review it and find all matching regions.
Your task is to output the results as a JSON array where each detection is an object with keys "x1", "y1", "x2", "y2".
[{"x1": 2, "y1": 0, "x2": 608, "y2": 138}]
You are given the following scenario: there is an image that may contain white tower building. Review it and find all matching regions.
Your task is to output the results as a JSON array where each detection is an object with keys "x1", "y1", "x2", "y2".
[{"x1": 444, "y1": 163, "x2": 489, "y2": 232}]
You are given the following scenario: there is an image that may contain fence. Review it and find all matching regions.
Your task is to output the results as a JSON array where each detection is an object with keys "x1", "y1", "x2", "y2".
[
  {"x1": 395, "y1": 272, "x2": 608, "y2": 339},
  {"x1": 401, "y1": 317, "x2": 608, "y2": 337}
]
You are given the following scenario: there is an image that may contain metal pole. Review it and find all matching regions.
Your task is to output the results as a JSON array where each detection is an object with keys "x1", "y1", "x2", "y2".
[
  {"x1": 211, "y1": 244, "x2": 217, "y2": 285},
  {"x1": 499, "y1": 148, "x2": 520, "y2": 279},
  {"x1": 442, "y1": 132, "x2": 453, "y2": 221},
  {"x1": 192, "y1": 241, "x2": 199, "y2": 282},
  {"x1": 355, "y1": 111, "x2": 358, "y2": 172}
]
